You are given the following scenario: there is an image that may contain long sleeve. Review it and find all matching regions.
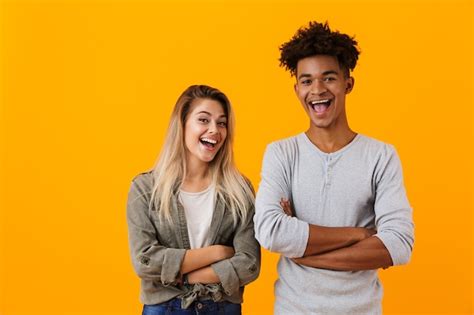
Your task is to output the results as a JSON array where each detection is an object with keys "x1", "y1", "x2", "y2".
[
  {"x1": 211, "y1": 205, "x2": 261, "y2": 296},
  {"x1": 373, "y1": 145, "x2": 415, "y2": 265},
  {"x1": 254, "y1": 143, "x2": 309, "y2": 258},
  {"x1": 126, "y1": 176, "x2": 186, "y2": 286}
]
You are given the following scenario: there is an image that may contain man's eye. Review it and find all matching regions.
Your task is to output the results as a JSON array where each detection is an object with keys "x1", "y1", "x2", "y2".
[
  {"x1": 323, "y1": 77, "x2": 336, "y2": 82},
  {"x1": 301, "y1": 80, "x2": 312, "y2": 85}
]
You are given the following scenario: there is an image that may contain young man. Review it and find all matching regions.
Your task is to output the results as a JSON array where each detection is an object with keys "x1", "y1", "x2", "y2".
[{"x1": 254, "y1": 22, "x2": 414, "y2": 314}]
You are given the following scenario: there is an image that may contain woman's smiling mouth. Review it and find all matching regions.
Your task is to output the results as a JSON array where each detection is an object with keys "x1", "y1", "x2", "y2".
[{"x1": 200, "y1": 137, "x2": 218, "y2": 149}]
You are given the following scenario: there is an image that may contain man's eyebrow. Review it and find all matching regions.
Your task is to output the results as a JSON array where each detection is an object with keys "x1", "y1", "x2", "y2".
[
  {"x1": 297, "y1": 73, "x2": 312, "y2": 80},
  {"x1": 297, "y1": 70, "x2": 339, "y2": 80},
  {"x1": 322, "y1": 70, "x2": 339, "y2": 75}
]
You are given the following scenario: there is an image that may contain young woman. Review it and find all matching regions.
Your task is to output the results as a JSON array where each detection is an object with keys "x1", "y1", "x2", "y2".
[{"x1": 127, "y1": 85, "x2": 260, "y2": 315}]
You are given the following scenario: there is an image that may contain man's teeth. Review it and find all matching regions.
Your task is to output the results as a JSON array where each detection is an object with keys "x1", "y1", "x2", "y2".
[
  {"x1": 309, "y1": 99, "x2": 331, "y2": 105},
  {"x1": 201, "y1": 138, "x2": 217, "y2": 144}
]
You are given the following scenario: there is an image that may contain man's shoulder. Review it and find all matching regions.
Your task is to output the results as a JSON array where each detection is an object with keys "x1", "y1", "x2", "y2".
[
  {"x1": 355, "y1": 134, "x2": 398, "y2": 164},
  {"x1": 266, "y1": 133, "x2": 304, "y2": 154},
  {"x1": 356, "y1": 134, "x2": 395, "y2": 152}
]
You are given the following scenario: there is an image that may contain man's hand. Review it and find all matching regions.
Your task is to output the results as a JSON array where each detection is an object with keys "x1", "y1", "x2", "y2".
[
  {"x1": 358, "y1": 227, "x2": 377, "y2": 240},
  {"x1": 280, "y1": 198, "x2": 294, "y2": 217}
]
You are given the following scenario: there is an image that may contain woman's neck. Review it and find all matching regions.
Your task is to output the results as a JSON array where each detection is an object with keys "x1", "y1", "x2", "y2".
[{"x1": 182, "y1": 156, "x2": 212, "y2": 193}]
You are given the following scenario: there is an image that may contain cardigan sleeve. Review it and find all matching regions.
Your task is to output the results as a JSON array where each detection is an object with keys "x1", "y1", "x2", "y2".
[
  {"x1": 210, "y1": 204, "x2": 261, "y2": 296},
  {"x1": 126, "y1": 175, "x2": 187, "y2": 286}
]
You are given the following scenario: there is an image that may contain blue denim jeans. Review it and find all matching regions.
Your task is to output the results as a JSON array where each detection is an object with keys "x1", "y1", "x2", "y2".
[{"x1": 142, "y1": 298, "x2": 241, "y2": 315}]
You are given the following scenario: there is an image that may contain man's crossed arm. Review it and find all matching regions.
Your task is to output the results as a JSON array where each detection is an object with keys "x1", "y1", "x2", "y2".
[{"x1": 280, "y1": 199, "x2": 393, "y2": 271}]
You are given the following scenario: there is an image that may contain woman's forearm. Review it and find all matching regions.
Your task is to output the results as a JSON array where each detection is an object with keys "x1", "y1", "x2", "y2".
[
  {"x1": 180, "y1": 245, "x2": 234, "y2": 274},
  {"x1": 187, "y1": 266, "x2": 220, "y2": 284}
]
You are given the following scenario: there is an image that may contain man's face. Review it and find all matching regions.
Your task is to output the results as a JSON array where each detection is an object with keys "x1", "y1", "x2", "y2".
[{"x1": 294, "y1": 55, "x2": 354, "y2": 130}]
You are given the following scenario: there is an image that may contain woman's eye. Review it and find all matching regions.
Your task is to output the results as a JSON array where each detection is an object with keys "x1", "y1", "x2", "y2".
[
  {"x1": 198, "y1": 118, "x2": 209, "y2": 123},
  {"x1": 218, "y1": 122, "x2": 227, "y2": 127}
]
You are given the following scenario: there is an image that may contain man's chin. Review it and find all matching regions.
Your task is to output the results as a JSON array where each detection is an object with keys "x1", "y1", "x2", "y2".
[{"x1": 309, "y1": 116, "x2": 331, "y2": 129}]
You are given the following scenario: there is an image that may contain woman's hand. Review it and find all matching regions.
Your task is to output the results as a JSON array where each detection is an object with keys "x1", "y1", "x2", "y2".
[{"x1": 213, "y1": 245, "x2": 235, "y2": 261}]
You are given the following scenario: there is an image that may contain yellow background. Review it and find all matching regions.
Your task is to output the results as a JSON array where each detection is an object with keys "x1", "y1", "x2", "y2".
[{"x1": 1, "y1": 0, "x2": 472, "y2": 314}]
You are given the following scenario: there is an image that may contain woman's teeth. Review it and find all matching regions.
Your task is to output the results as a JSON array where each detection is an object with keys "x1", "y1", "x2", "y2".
[
  {"x1": 201, "y1": 137, "x2": 217, "y2": 144},
  {"x1": 200, "y1": 137, "x2": 217, "y2": 147}
]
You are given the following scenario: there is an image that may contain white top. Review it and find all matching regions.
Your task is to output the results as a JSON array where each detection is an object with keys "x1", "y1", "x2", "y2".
[{"x1": 179, "y1": 184, "x2": 215, "y2": 249}]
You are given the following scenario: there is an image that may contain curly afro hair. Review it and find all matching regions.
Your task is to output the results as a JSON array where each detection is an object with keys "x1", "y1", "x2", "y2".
[{"x1": 279, "y1": 21, "x2": 360, "y2": 77}]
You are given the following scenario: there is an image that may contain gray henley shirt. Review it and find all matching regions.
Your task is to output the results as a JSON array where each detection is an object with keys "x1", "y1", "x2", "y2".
[{"x1": 254, "y1": 133, "x2": 414, "y2": 314}]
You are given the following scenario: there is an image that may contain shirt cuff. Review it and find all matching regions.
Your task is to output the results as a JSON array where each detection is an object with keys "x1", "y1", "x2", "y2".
[
  {"x1": 374, "y1": 232, "x2": 403, "y2": 266},
  {"x1": 161, "y1": 248, "x2": 187, "y2": 286},
  {"x1": 211, "y1": 259, "x2": 239, "y2": 296}
]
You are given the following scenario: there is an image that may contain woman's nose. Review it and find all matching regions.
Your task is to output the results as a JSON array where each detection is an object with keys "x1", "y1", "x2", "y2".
[{"x1": 208, "y1": 121, "x2": 218, "y2": 133}]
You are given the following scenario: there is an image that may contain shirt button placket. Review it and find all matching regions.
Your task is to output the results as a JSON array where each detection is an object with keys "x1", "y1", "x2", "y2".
[{"x1": 326, "y1": 155, "x2": 332, "y2": 186}]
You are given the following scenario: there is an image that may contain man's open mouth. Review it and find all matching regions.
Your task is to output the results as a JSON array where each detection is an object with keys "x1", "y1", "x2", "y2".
[
  {"x1": 200, "y1": 137, "x2": 217, "y2": 148},
  {"x1": 309, "y1": 99, "x2": 332, "y2": 113}
]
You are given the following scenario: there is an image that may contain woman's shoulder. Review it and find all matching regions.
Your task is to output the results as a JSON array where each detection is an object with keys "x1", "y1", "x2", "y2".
[{"x1": 130, "y1": 170, "x2": 154, "y2": 194}]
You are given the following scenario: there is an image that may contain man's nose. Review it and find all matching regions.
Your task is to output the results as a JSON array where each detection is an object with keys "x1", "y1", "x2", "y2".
[{"x1": 311, "y1": 79, "x2": 327, "y2": 95}]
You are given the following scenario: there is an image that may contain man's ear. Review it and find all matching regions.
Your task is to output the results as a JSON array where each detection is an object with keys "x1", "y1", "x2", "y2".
[
  {"x1": 345, "y1": 77, "x2": 355, "y2": 94},
  {"x1": 294, "y1": 82, "x2": 298, "y2": 94}
]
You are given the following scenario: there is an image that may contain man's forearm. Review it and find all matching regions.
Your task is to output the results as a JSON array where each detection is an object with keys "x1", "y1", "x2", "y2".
[
  {"x1": 295, "y1": 236, "x2": 393, "y2": 270},
  {"x1": 279, "y1": 199, "x2": 375, "y2": 257},
  {"x1": 303, "y1": 224, "x2": 375, "y2": 256}
]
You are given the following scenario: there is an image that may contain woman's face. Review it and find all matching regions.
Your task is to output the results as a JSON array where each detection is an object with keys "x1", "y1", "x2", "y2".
[{"x1": 184, "y1": 98, "x2": 228, "y2": 165}]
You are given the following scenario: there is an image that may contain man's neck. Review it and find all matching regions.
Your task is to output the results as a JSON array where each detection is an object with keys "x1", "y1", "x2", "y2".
[{"x1": 305, "y1": 126, "x2": 357, "y2": 154}]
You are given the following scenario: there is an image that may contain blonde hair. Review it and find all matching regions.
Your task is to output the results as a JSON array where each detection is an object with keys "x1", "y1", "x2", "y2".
[{"x1": 150, "y1": 85, "x2": 254, "y2": 224}]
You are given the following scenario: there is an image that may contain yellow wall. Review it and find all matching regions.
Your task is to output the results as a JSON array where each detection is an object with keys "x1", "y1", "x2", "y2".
[{"x1": 1, "y1": 0, "x2": 472, "y2": 314}]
